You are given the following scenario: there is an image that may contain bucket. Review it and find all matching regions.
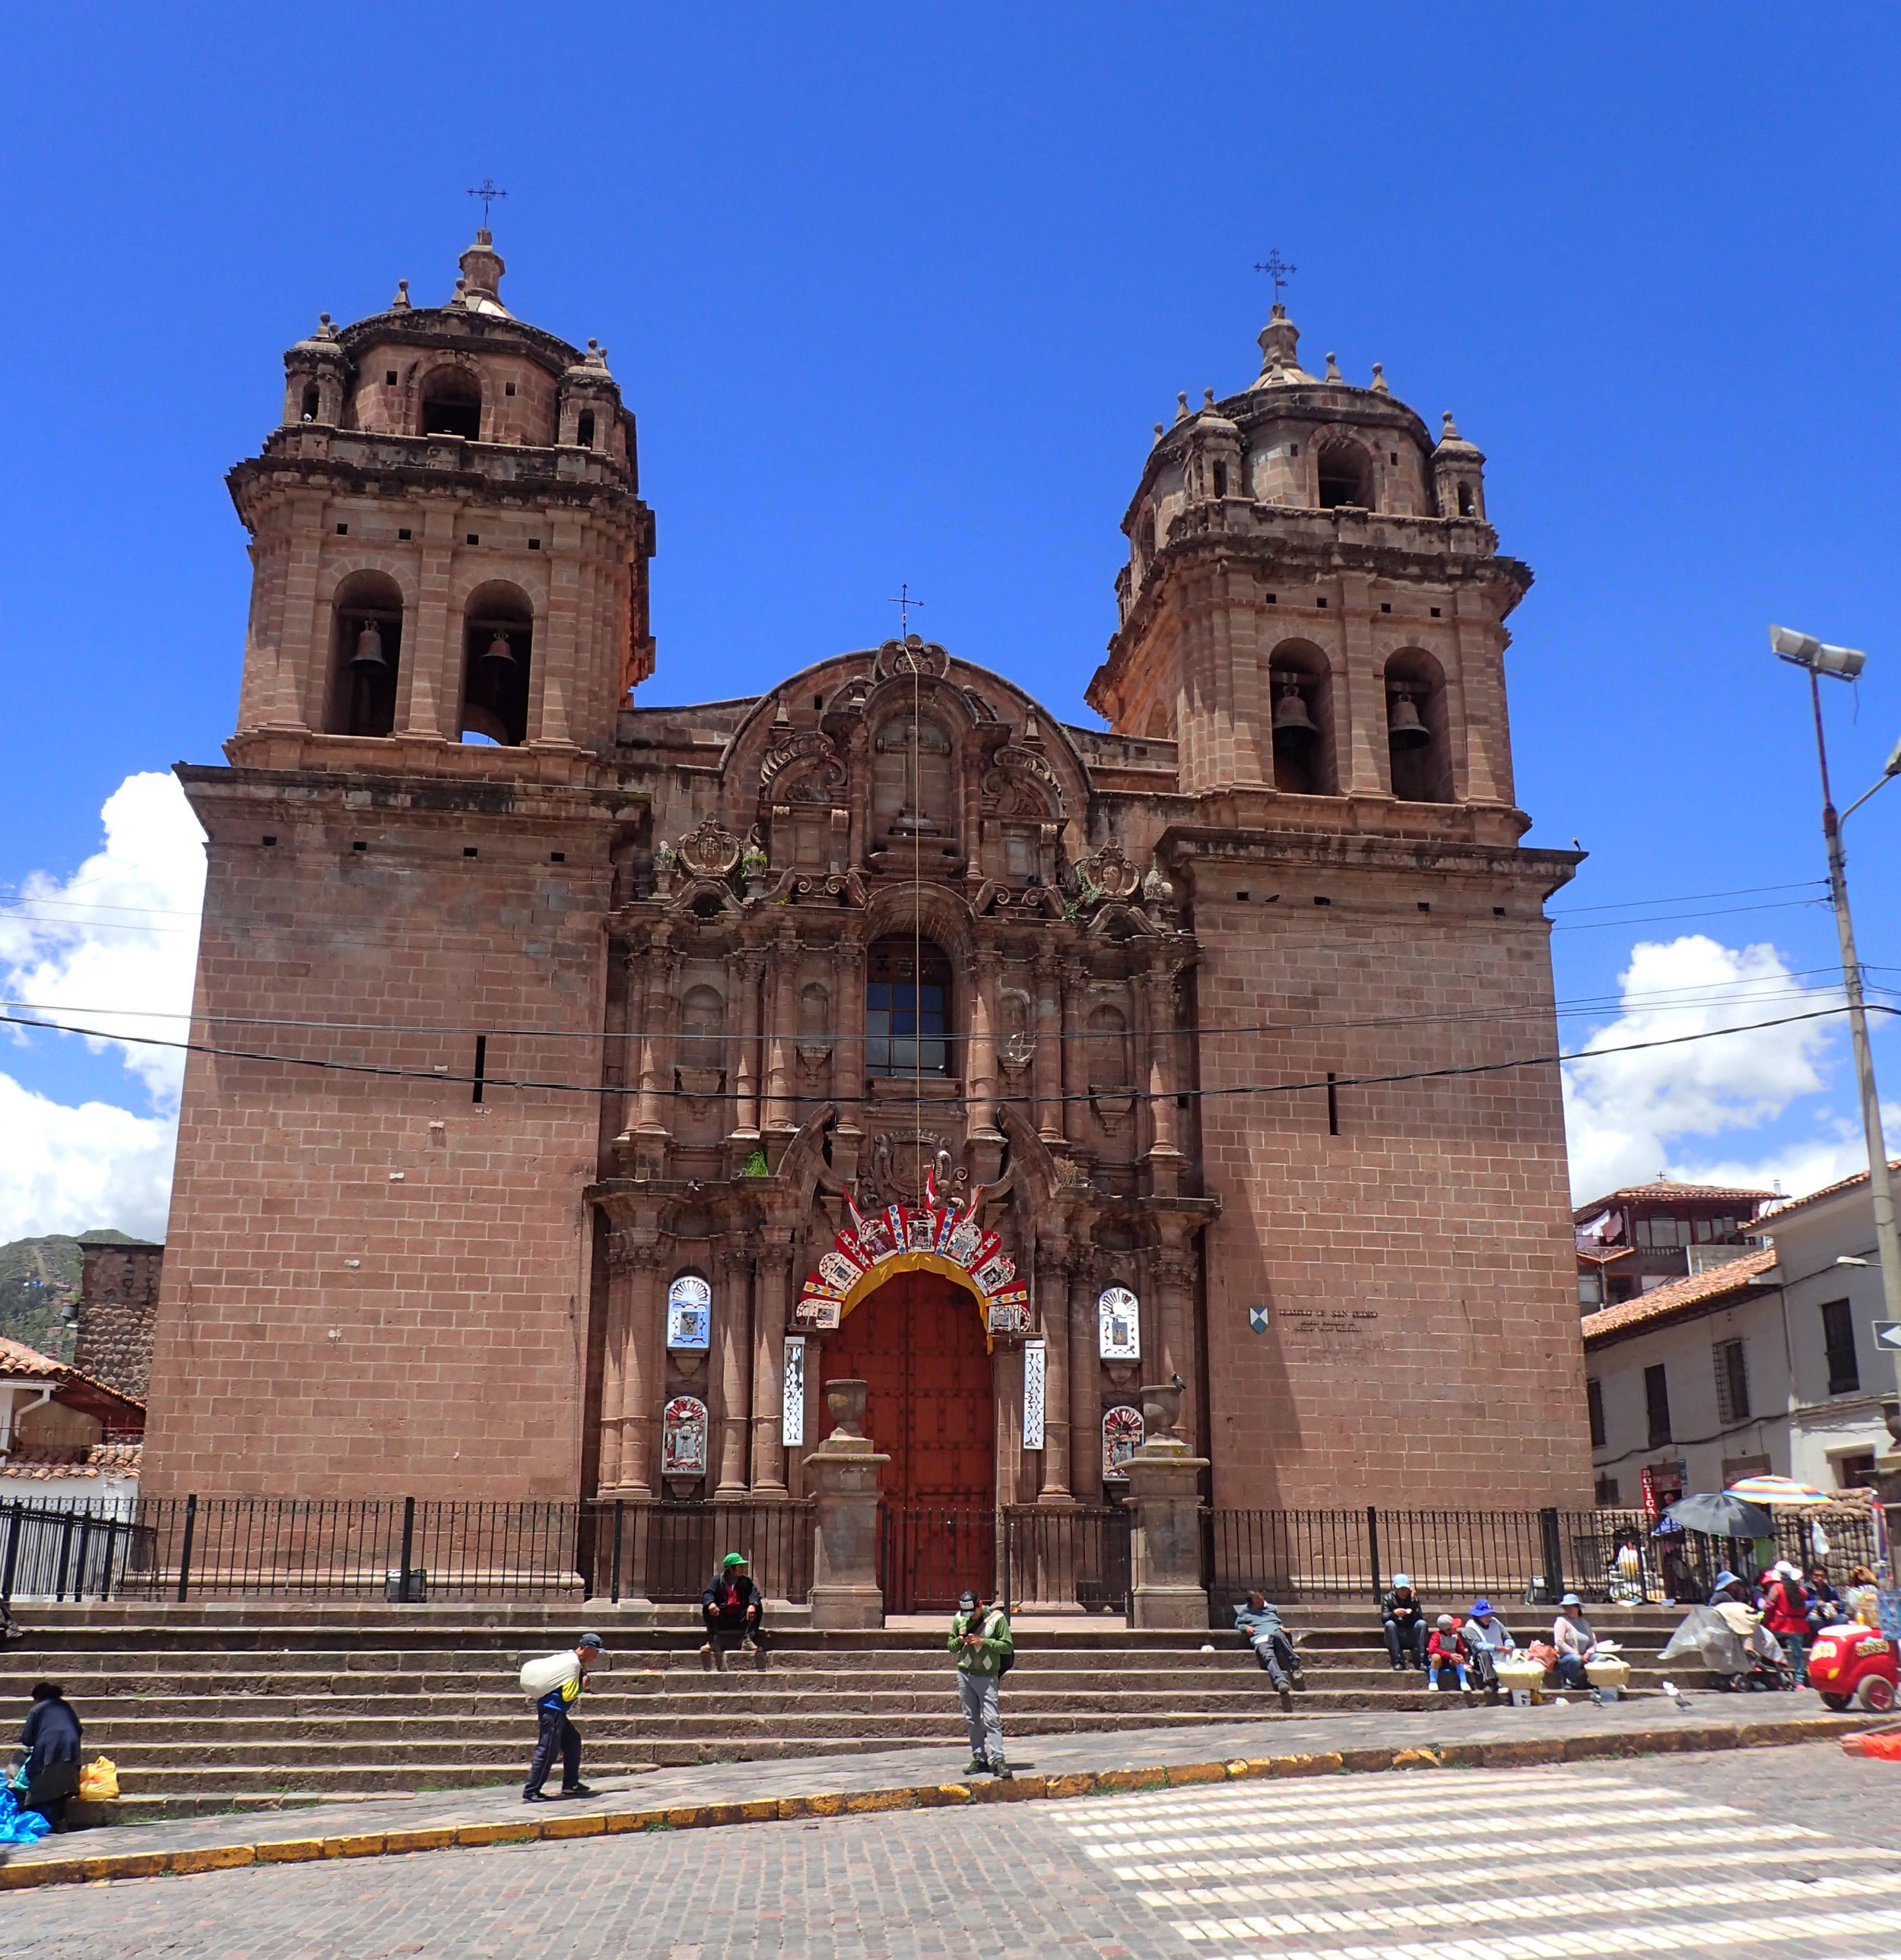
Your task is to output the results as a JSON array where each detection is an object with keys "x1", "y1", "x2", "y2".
[{"x1": 1509, "y1": 1687, "x2": 1532, "y2": 1708}]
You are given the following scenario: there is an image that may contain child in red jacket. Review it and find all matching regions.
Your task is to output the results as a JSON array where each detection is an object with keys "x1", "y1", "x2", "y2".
[{"x1": 1427, "y1": 1614, "x2": 1469, "y2": 1692}]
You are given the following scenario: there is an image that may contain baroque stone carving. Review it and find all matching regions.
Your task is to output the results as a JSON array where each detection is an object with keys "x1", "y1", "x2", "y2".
[
  {"x1": 873, "y1": 634, "x2": 951, "y2": 680},
  {"x1": 761, "y1": 729, "x2": 848, "y2": 804},
  {"x1": 674, "y1": 818, "x2": 743, "y2": 879},
  {"x1": 1074, "y1": 839, "x2": 1142, "y2": 903}
]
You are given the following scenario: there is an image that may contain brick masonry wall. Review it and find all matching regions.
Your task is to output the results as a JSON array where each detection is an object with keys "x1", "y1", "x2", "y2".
[
  {"x1": 75, "y1": 1243, "x2": 163, "y2": 1403},
  {"x1": 1192, "y1": 867, "x2": 1592, "y2": 1510},
  {"x1": 141, "y1": 779, "x2": 615, "y2": 1499}
]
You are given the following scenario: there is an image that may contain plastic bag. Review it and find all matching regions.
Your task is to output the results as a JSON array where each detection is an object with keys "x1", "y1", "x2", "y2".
[
  {"x1": 519, "y1": 1652, "x2": 579, "y2": 1700},
  {"x1": 78, "y1": 1756, "x2": 118, "y2": 1802},
  {"x1": 0, "y1": 1784, "x2": 51, "y2": 1847}
]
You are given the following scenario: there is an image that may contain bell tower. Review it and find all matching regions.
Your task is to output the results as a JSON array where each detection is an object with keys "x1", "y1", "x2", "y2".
[
  {"x1": 1089, "y1": 305, "x2": 1530, "y2": 844},
  {"x1": 227, "y1": 230, "x2": 656, "y2": 769}
]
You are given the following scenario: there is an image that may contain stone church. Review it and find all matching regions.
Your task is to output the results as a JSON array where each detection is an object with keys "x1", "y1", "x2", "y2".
[{"x1": 142, "y1": 231, "x2": 1592, "y2": 1517}]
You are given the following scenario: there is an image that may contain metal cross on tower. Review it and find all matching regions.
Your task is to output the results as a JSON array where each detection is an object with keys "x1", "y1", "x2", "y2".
[
  {"x1": 886, "y1": 584, "x2": 925, "y2": 636},
  {"x1": 467, "y1": 179, "x2": 508, "y2": 226},
  {"x1": 1254, "y1": 249, "x2": 1296, "y2": 305}
]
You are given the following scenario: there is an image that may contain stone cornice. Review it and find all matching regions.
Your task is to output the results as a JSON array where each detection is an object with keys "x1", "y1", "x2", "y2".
[
  {"x1": 178, "y1": 758, "x2": 649, "y2": 817},
  {"x1": 1160, "y1": 820, "x2": 1582, "y2": 898}
]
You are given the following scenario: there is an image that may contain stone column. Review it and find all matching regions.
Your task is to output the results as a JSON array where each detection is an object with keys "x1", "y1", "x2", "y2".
[
  {"x1": 596, "y1": 1232, "x2": 635, "y2": 1491},
  {"x1": 763, "y1": 929, "x2": 796, "y2": 1136},
  {"x1": 1125, "y1": 1377, "x2": 1210, "y2": 1629},
  {"x1": 401, "y1": 506, "x2": 460, "y2": 741},
  {"x1": 732, "y1": 948, "x2": 763, "y2": 1140},
  {"x1": 831, "y1": 938, "x2": 865, "y2": 1183},
  {"x1": 966, "y1": 944, "x2": 1001, "y2": 1144},
  {"x1": 805, "y1": 1378, "x2": 889, "y2": 1629},
  {"x1": 749, "y1": 1231, "x2": 794, "y2": 1494},
  {"x1": 1151, "y1": 1232, "x2": 1199, "y2": 1449},
  {"x1": 1141, "y1": 959, "x2": 1184, "y2": 1198},
  {"x1": 1068, "y1": 1251, "x2": 1099, "y2": 1499},
  {"x1": 632, "y1": 933, "x2": 677, "y2": 1140},
  {"x1": 1060, "y1": 961, "x2": 1088, "y2": 1148},
  {"x1": 530, "y1": 512, "x2": 581, "y2": 748},
  {"x1": 1033, "y1": 950, "x2": 1064, "y2": 1143},
  {"x1": 1036, "y1": 1233, "x2": 1073, "y2": 1503},
  {"x1": 713, "y1": 1238, "x2": 754, "y2": 1499},
  {"x1": 600, "y1": 1238, "x2": 663, "y2": 1497}
]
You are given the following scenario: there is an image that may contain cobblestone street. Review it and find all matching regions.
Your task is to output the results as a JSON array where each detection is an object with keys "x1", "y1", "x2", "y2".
[{"x1": 12, "y1": 1742, "x2": 1901, "y2": 1958}]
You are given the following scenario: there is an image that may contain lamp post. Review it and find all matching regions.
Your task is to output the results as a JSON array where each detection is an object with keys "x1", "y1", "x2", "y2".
[{"x1": 1772, "y1": 627, "x2": 1901, "y2": 1477}]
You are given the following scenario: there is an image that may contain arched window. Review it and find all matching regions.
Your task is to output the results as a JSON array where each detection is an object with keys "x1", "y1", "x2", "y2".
[
  {"x1": 1316, "y1": 441, "x2": 1370, "y2": 510},
  {"x1": 865, "y1": 937, "x2": 950, "y2": 1077},
  {"x1": 420, "y1": 368, "x2": 482, "y2": 439},
  {"x1": 1266, "y1": 642, "x2": 1338, "y2": 795},
  {"x1": 871, "y1": 714, "x2": 954, "y2": 837},
  {"x1": 326, "y1": 571, "x2": 404, "y2": 737},
  {"x1": 1385, "y1": 650, "x2": 1454, "y2": 804},
  {"x1": 460, "y1": 582, "x2": 534, "y2": 747},
  {"x1": 576, "y1": 410, "x2": 596, "y2": 449},
  {"x1": 300, "y1": 383, "x2": 321, "y2": 423},
  {"x1": 1458, "y1": 481, "x2": 1475, "y2": 517}
]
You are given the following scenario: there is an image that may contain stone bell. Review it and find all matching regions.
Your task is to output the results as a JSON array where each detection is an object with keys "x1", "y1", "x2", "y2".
[
  {"x1": 1387, "y1": 689, "x2": 1430, "y2": 750},
  {"x1": 348, "y1": 621, "x2": 386, "y2": 674},
  {"x1": 479, "y1": 630, "x2": 516, "y2": 671},
  {"x1": 1271, "y1": 676, "x2": 1316, "y2": 753}
]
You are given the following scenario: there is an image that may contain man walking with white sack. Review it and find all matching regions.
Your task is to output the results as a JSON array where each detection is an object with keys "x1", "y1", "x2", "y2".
[{"x1": 520, "y1": 1632, "x2": 603, "y2": 1802}]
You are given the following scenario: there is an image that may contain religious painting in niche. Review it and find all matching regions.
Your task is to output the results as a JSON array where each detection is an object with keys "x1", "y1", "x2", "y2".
[
  {"x1": 1098, "y1": 1286, "x2": 1141, "y2": 1361},
  {"x1": 1103, "y1": 1405, "x2": 1144, "y2": 1480},
  {"x1": 1022, "y1": 1340, "x2": 1046, "y2": 1450},
  {"x1": 666, "y1": 1274, "x2": 712, "y2": 1352},
  {"x1": 661, "y1": 1396, "x2": 709, "y2": 1476},
  {"x1": 782, "y1": 1337, "x2": 807, "y2": 1447}
]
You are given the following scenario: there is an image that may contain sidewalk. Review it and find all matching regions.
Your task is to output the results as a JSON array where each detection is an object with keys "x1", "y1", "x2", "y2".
[{"x1": 0, "y1": 1690, "x2": 1861, "y2": 1892}]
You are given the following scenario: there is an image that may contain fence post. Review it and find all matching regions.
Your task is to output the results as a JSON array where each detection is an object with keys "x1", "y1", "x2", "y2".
[
  {"x1": 1365, "y1": 1505, "x2": 1382, "y2": 1606},
  {"x1": 398, "y1": 1496, "x2": 417, "y2": 1604},
  {"x1": 1539, "y1": 1508, "x2": 1564, "y2": 1605},
  {"x1": 176, "y1": 1494, "x2": 198, "y2": 1603},
  {"x1": 100, "y1": 1513, "x2": 117, "y2": 1602},
  {"x1": 610, "y1": 1501, "x2": 624, "y2": 1606}
]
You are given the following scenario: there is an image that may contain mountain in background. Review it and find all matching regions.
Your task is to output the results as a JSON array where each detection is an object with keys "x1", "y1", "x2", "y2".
[{"x1": 0, "y1": 1230, "x2": 138, "y2": 1362}]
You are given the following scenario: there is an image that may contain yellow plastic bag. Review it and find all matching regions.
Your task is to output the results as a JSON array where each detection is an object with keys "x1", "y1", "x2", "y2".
[{"x1": 77, "y1": 1757, "x2": 118, "y2": 1802}]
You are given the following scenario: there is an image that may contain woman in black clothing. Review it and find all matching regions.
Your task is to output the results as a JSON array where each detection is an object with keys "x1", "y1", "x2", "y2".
[{"x1": 19, "y1": 1682, "x2": 82, "y2": 1832}]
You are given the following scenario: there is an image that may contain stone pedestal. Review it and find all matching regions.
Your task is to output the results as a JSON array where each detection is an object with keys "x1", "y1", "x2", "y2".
[
  {"x1": 805, "y1": 1378, "x2": 890, "y2": 1630},
  {"x1": 1124, "y1": 1373, "x2": 1208, "y2": 1630}
]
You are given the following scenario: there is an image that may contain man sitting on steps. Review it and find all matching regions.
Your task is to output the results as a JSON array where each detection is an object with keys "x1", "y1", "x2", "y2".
[
  {"x1": 700, "y1": 1552, "x2": 766, "y2": 1671},
  {"x1": 1234, "y1": 1591, "x2": 1303, "y2": 1699}
]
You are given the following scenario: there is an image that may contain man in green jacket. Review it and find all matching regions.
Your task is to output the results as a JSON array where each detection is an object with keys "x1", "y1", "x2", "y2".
[{"x1": 948, "y1": 1587, "x2": 1013, "y2": 1780}]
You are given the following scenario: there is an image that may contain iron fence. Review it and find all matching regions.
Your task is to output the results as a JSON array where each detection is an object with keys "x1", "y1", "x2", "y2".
[
  {"x1": 881, "y1": 1505, "x2": 996, "y2": 1614},
  {"x1": 1000, "y1": 1505, "x2": 1131, "y2": 1616},
  {"x1": 0, "y1": 1498, "x2": 144, "y2": 1605},
  {"x1": 587, "y1": 1499, "x2": 815, "y2": 1605}
]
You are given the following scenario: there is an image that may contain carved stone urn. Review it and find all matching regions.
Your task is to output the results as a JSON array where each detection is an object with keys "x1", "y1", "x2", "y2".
[
  {"x1": 1138, "y1": 1372, "x2": 1189, "y2": 1452},
  {"x1": 824, "y1": 1377, "x2": 869, "y2": 1445}
]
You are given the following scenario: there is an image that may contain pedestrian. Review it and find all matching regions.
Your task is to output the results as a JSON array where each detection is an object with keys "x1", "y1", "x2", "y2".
[
  {"x1": 700, "y1": 1551, "x2": 766, "y2": 1672},
  {"x1": 1550, "y1": 1593, "x2": 1600, "y2": 1689},
  {"x1": 519, "y1": 1632, "x2": 602, "y2": 1803},
  {"x1": 1379, "y1": 1573, "x2": 1427, "y2": 1671},
  {"x1": 948, "y1": 1586, "x2": 1013, "y2": 1781},
  {"x1": 1233, "y1": 1591, "x2": 1302, "y2": 1696},
  {"x1": 17, "y1": 1682, "x2": 82, "y2": 1834}
]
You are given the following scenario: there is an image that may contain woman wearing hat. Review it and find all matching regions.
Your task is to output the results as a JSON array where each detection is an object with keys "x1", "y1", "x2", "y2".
[{"x1": 1550, "y1": 1594, "x2": 1599, "y2": 1689}]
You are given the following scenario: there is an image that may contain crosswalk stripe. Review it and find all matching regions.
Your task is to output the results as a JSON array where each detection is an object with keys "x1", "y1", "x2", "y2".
[
  {"x1": 1066, "y1": 1793, "x2": 1736, "y2": 1838},
  {"x1": 1177, "y1": 1915, "x2": 1901, "y2": 1960}
]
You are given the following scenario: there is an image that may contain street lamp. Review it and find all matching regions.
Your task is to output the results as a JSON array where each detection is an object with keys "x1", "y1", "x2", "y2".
[{"x1": 1770, "y1": 626, "x2": 1901, "y2": 1400}]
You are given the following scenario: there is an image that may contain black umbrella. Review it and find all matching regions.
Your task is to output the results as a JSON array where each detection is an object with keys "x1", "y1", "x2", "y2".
[{"x1": 1659, "y1": 1492, "x2": 1775, "y2": 1540}]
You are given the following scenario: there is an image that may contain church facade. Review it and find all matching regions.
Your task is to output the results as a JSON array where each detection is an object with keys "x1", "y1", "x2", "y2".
[{"x1": 142, "y1": 233, "x2": 1592, "y2": 1513}]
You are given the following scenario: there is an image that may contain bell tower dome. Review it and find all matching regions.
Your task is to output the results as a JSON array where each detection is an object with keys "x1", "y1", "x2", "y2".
[
  {"x1": 1089, "y1": 305, "x2": 1530, "y2": 842},
  {"x1": 226, "y1": 231, "x2": 656, "y2": 769}
]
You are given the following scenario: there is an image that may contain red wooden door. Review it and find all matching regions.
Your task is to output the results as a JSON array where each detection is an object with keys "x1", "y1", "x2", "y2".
[{"x1": 820, "y1": 1271, "x2": 995, "y2": 1505}]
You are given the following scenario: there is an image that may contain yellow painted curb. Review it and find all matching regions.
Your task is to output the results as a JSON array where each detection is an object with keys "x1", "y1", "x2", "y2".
[{"x1": 0, "y1": 1714, "x2": 1861, "y2": 1894}]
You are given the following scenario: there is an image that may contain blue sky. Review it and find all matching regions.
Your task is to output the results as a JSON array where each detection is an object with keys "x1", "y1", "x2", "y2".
[{"x1": 4, "y1": 5, "x2": 1901, "y2": 1235}]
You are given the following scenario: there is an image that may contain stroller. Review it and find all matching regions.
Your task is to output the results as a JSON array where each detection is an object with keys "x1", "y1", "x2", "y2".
[{"x1": 1660, "y1": 1602, "x2": 1795, "y2": 1692}]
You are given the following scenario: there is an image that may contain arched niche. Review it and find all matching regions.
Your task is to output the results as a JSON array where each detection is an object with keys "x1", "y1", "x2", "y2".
[
  {"x1": 460, "y1": 581, "x2": 535, "y2": 747},
  {"x1": 1315, "y1": 435, "x2": 1373, "y2": 510},
  {"x1": 1385, "y1": 649, "x2": 1454, "y2": 804},
  {"x1": 1265, "y1": 639, "x2": 1338, "y2": 795},
  {"x1": 326, "y1": 570, "x2": 405, "y2": 737},
  {"x1": 871, "y1": 709, "x2": 955, "y2": 839}
]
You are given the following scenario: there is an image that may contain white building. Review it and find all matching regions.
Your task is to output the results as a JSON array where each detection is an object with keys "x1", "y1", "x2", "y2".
[{"x1": 1584, "y1": 1162, "x2": 1898, "y2": 1504}]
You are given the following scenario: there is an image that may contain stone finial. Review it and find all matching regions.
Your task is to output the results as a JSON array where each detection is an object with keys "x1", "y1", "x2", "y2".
[
  {"x1": 1153, "y1": 421, "x2": 1165, "y2": 442},
  {"x1": 1442, "y1": 410, "x2": 1461, "y2": 439},
  {"x1": 772, "y1": 694, "x2": 792, "y2": 731},
  {"x1": 1325, "y1": 350, "x2": 1341, "y2": 380},
  {"x1": 1021, "y1": 706, "x2": 1043, "y2": 747},
  {"x1": 316, "y1": 312, "x2": 338, "y2": 341},
  {"x1": 391, "y1": 279, "x2": 411, "y2": 312},
  {"x1": 1174, "y1": 392, "x2": 1190, "y2": 423},
  {"x1": 1203, "y1": 388, "x2": 1216, "y2": 410},
  {"x1": 1370, "y1": 362, "x2": 1389, "y2": 395}
]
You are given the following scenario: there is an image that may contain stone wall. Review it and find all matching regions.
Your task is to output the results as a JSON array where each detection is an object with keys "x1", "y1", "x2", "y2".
[{"x1": 75, "y1": 1238, "x2": 163, "y2": 1403}]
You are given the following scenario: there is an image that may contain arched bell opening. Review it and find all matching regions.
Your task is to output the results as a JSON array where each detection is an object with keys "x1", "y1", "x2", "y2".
[
  {"x1": 460, "y1": 582, "x2": 534, "y2": 747},
  {"x1": 326, "y1": 570, "x2": 405, "y2": 737},
  {"x1": 419, "y1": 366, "x2": 483, "y2": 440},
  {"x1": 1265, "y1": 641, "x2": 1338, "y2": 794},
  {"x1": 1315, "y1": 437, "x2": 1373, "y2": 510},
  {"x1": 1384, "y1": 649, "x2": 1454, "y2": 804}
]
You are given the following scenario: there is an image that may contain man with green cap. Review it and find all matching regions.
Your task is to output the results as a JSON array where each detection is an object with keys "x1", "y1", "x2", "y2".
[
  {"x1": 700, "y1": 1552, "x2": 766, "y2": 1671},
  {"x1": 948, "y1": 1587, "x2": 1013, "y2": 1779}
]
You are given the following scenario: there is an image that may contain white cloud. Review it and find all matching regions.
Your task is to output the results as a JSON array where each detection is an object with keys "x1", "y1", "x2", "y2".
[
  {"x1": 1563, "y1": 934, "x2": 1849, "y2": 1204},
  {"x1": 0, "y1": 772, "x2": 205, "y2": 1240}
]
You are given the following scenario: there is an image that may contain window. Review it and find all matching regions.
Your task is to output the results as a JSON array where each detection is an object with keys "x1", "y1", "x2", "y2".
[
  {"x1": 300, "y1": 383, "x2": 320, "y2": 422},
  {"x1": 1594, "y1": 1473, "x2": 1620, "y2": 1507},
  {"x1": 1712, "y1": 1338, "x2": 1750, "y2": 1425},
  {"x1": 1587, "y1": 1377, "x2": 1606, "y2": 1449},
  {"x1": 576, "y1": 410, "x2": 595, "y2": 448},
  {"x1": 1838, "y1": 1451, "x2": 1880, "y2": 1491},
  {"x1": 420, "y1": 369, "x2": 482, "y2": 439},
  {"x1": 1211, "y1": 461, "x2": 1228, "y2": 498},
  {"x1": 865, "y1": 939, "x2": 949, "y2": 1077},
  {"x1": 1644, "y1": 1363, "x2": 1672, "y2": 1448},
  {"x1": 1822, "y1": 1298, "x2": 1860, "y2": 1395},
  {"x1": 1457, "y1": 482, "x2": 1475, "y2": 516}
]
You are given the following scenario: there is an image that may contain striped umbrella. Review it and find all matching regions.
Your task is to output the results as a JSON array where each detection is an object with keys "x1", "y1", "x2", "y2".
[{"x1": 1725, "y1": 1473, "x2": 1830, "y2": 1505}]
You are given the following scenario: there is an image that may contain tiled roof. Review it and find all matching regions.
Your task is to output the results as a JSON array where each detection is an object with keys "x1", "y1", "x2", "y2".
[
  {"x1": 0, "y1": 1336, "x2": 69, "y2": 1381},
  {"x1": 0, "y1": 1442, "x2": 142, "y2": 1480},
  {"x1": 1581, "y1": 1245, "x2": 1781, "y2": 1344},
  {"x1": 1757, "y1": 1159, "x2": 1901, "y2": 1228},
  {"x1": 1573, "y1": 1178, "x2": 1777, "y2": 1223}
]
